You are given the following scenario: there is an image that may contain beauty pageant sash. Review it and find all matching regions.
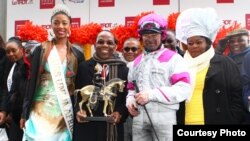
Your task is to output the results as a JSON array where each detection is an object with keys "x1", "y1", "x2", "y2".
[{"x1": 48, "y1": 46, "x2": 73, "y2": 139}]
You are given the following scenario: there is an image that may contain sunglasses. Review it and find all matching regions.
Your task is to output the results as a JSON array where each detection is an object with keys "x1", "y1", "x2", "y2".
[{"x1": 123, "y1": 47, "x2": 138, "y2": 52}]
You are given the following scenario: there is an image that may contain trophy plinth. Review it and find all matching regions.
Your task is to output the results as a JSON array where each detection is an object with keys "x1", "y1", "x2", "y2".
[{"x1": 84, "y1": 116, "x2": 114, "y2": 122}]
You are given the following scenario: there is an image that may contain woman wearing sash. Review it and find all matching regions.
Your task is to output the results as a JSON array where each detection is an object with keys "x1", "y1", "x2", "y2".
[
  {"x1": 74, "y1": 30, "x2": 129, "y2": 141},
  {"x1": 21, "y1": 4, "x2": 84, "y2": 141}
]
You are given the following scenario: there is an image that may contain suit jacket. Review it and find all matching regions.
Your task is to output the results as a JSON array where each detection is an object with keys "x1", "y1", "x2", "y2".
[
  {"x1": 73, "y1": 58, "x2": 129, "y2": 141},
  {"x1": 178, "y1": 54, "x2": 244, "y2": 124}
]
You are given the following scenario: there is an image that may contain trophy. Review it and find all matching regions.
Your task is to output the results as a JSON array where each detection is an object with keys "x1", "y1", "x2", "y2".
[{"x1": 74, "y1": 63, "x2": 125, "y2": 122}]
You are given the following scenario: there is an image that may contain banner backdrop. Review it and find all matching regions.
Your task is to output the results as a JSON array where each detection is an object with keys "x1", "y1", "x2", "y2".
[{"x1": 6, "y1": 0, "x2": 250, "y2": 40}]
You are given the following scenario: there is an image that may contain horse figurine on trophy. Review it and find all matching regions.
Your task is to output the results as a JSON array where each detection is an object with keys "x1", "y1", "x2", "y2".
[
  {"x1": 74, "y1": 63, "x2": 126, "y2": 121},
  {"x1": 100, "y1": 78, "x2": 126, "y2": 116},
  {"x1": 74, "y1": 78, "x2": 125, "y2": 117}
]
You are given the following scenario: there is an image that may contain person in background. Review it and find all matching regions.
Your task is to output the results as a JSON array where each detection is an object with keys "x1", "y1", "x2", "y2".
[
  {"x1": 121, "y1": 37, "x2": 141, "y2": 63},
  {"x1": 0, "y1": 35, "x2": 9, "y2": 141},
  {"x1": 176, "y1": 7, "x2": 244, "y2": 125},
  {"x1": 163, "y1": 30, "x2": 184, "y2": 56},
  {"x1": 74, "y1": 30, "x2": 129, "y2": 141},
  {"x1": 3, "y1": 37, "x2": 28, "y2": 141},
  {"x1": 216, "y1": 28, "x2": 250, "y2": 70},
  {"x1": 21, "y1": 4, "x2": 84, "y2": 141},
  {"x1": 22, "y1": 40, "x2": 40, "y2": 58},
  {"x1": 126, "y1": 13, "x2": 191, "y2": 141},
  {"x1": 121, "y1": 37, "x2": 141, "y2": 141}
]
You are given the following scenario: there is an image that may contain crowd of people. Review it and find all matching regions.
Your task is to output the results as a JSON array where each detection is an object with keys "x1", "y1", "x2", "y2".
[{"x1": 0, "y1": 4, "x2": 250, "y2": 141}]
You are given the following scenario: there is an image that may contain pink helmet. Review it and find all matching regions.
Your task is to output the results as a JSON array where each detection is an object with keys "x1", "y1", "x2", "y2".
[{"x1": 138, "y1": 13, "x2": 167, "y2": 40}]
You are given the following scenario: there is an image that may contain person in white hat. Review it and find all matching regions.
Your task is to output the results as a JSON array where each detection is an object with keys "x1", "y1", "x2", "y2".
[{"x1": 176, "y1": 7, "x2": 244, "y2": 125}]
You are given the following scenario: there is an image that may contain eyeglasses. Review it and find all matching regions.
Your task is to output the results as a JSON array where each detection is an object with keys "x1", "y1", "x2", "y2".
[
  {"x1": 96, "y1": 40, "x2": 115, "y2": 46},
  {"x1": 123, "y1": 47, "x2": 138, "y2": 52}
]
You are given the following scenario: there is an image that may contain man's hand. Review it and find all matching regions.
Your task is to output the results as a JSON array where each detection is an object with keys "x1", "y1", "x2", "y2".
[
  {"x1": 0, "y1": 111, "x2": 7, "y2": 125},
  {"x1": 110, "y1": 112, "x2": 121, "y2": 123},
  {"x1": 76, "y1": 110, "x2": 88, "y2": 123},
  {"x1": 135, "y1": 91, "x2": 149, "y2": 106},
  {"x1": 127, "y1": 101, "x2": 139, "y2": 117}
]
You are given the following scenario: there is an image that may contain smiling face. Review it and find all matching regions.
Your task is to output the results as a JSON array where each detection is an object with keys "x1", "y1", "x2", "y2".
[
  {"x1": 51, "y1": 13, "x2": 71, "y2": 39},
  {"x1": 95, "y1": 31, "x2": 117, "y2": 60},
  {"x1": 228, "y1": 35, "x2": 249, "y2": 55},
  {"x1": 142, "y1": 33, "x2": 162, "y2": 52},
  {"x1": 187, "y1": 36, "x2": 208, "y2": 58},
  {"x1": 122, "y1": 39, "x2": 140, "y2": 62}
]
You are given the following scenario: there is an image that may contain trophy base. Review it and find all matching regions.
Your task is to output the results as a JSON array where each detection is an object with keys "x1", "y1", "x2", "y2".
[{"x1": 85, "y1": 116, "x2": 114, "y2": 122}]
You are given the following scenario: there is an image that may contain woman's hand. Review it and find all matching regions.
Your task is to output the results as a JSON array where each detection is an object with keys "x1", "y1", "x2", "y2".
[
  {"x1": 20, "y1": 118, "x2": 26, "y2": 129},
  {"x1": 76, "y1": 110, "x2": 88, "y2": 123}
]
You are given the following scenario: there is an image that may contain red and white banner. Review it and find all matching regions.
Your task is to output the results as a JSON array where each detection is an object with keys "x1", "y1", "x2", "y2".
[
  {"x1": 153, "y1": 0, "x2": 170, "y2": 5},
  {"x1": 246, "y1": 14, "x2": 250, "y2": 30},
  {"x1": 217, "y1": 0, "x2": 234, "y2": 3},
  {"x1": 98, "y1": 0, "x2": 115, "y2": 7},
  {"x1": 125, "y1": 17, "x2": 135, "y2": 27},
  {"x1": 40, "y1": 0, "x2": 55, "y2": 9},
  {"x1": 15, "y1": 20, "x2": 29, "y2": 36},
  {"x1": 72, "y1": 18, "x2": 81, "y2": 28}
]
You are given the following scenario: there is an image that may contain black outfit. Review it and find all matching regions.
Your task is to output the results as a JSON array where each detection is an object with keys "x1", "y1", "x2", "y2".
[
  {"x1": 2, "y1": 58, "x2": 28, "y2": 141},
  {"x1": 73, "y1": 58, "x2": 129, "y2": 141},
  {"x1": 0, "y1": 51, "x2": 7, "y2": 113},
  {"x1": 177, "y1": 54, "x2": 245, "y2": 124},
  {"x1": 0, "y1": 50, "x2": 8, "y2": 129}
]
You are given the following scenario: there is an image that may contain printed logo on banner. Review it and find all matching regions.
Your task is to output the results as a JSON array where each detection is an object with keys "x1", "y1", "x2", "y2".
[
  {"x1": 62, "y1": 0, "x2": 85, "y2": 3},
  {"x1": 12, "y1": 0, "x2": 33, "y2": 5},
  {"x1": 100, "y1": 23, "x2": 118, "y2": 29},
  {"x1": 15, "y1": 20, "x2": 29, "y2": 36},
  {"x1": 40, "y1": 0, "x2": 55, "y2": 9},
  {"x1": 222, "y1": 19, "x2": 237, "y2": 28},
  {"x1": 217, "y1": 0, "x2": 234, "y2": 3},
  {"x1": 72, "y1": 18, "x2": 81, "y2": 28},
  {"x1": 125, "y1": 17, "x2": 135, "y2": 27},
  {"x1": 223, "y1": 20, "x2": 232, "y2": 25},
  {"x1": 98, "y1": 0, "x2": 115, "y2": 7},
  {"x1": 246, "y1": 14, "x2": 250, "y2": 30},
  {"x1": 153, "y1": 0, "x2": 170, "y2": 5},
  {"x1": 41, "y1": 25, "x2": 51, "y2": 29}
]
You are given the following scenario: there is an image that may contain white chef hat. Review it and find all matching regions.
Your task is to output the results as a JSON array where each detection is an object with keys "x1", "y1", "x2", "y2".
[{"x1": 176, "y1": 7, "x2": 222, "y2": 44}]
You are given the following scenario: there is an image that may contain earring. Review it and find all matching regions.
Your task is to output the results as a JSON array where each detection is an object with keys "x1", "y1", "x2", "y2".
[{"x1": 67, "y1": 31, "x2": 71, "y2": 37}]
